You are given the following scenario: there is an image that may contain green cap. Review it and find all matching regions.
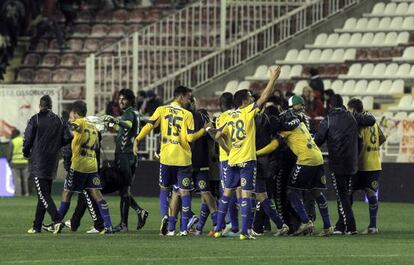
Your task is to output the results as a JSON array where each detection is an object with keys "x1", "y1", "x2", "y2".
[{"x1": 288, "y1": 95, "x2": 304, "y2": 107}]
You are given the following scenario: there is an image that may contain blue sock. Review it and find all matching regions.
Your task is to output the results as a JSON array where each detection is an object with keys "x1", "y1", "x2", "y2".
[
  {"x1": 228, "y1": 195, "x2": 239, "y2": 232},
  {"x1": 216, "y1": 195, "x2": 230, "y2": 232},
  {"x1": 180, "y1": 195, "x2": 191, "y2": 232},
  {"x1": 159, "y1": 190, "x2": 169, "y2": 218},
  {"x1": 287, "y1": 191, "x2": 310, "y2": 223},
  {"x1": 240, "y1": 197, "x2": 252, "y2": 235},
  {"x1": 58, "y1": 201, "x2": 70, "y2": 220},
  {"x1": 196, "y1": 203, "x2": 209, "y2": 231},
  {"x1": 211, "y1": 211, "x2": 218, "y2": 228},
  {"x1": 248, "y1": 198, "x2": 255, "y2": 230},
  {"x1": 368, "y1": 195, "x2": 378, "y2": 228},
  {"x1": 261, "y1": 198, "x2": 284, "y2": 229},
  {"x1": 315, "y1": 195, "x2": 331, "y2": 229},
  {"x1": 97, "y1": 199, "x2": 112, "y2": 228},
  {"x1": 168, "y1": 216, "x2": 176, "y2": 232}
]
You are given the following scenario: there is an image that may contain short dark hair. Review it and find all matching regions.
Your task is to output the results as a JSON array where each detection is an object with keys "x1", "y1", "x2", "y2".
[
  {"x1": 119, "y1": 88, "x2": 135, "y2": 107},
  {"x1": 329, "y1": 94, "x2": 343, "y2": 108},
  {"x1": 11, "y1": 129, "x2": 20, "y2": 138},
  {"x1": 233, "y1": 89, "x2": 251, "y2": 108},
  {"x1": 220, "y1": 92, "x2": 234, "y2": 111},
  {"x1": 174, "y1": 86, "x2": 192, "y2": 98},
  {"x1": 309, "y1": 68, "x2": 319, "y2": 77},
  {"x1": 71, "y1": 101, "x2": 87, "y2": 117},
  {"x1": 137, "y1": 90, "x2": 147, "y2": 98},
  {"x1": 347, "y1": 98, "x2": 364, "y2": 113},
  {"x1": 40, "y1": 95, "x2": 52, "y2": 109},
  {"x1": 324, "y1": 89, "x2": 335, "y2": 98}
]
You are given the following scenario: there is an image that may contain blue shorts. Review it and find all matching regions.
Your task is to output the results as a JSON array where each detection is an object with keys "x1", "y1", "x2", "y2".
[
  {"x1": 64, "y1": 169, "x2": 102, "y2": 193},
  {"x1": 159, "y1": 164, "x2": 192, "y2": 191},
  {"x1": 255, "y1": 178, "x2": 267, "y2": 193},
  {"x1": 225, "y1": 160, "x2": 257, "y2": 191},
  {"x1": 352, "y1": 170, "x2": 380, "y2": 192},
  {"x1": 219, "y1": 161, "x2": 228, "y2": 190},
  {"x1": 192, "y1": 169, "x2": 209, "y2": 192}
]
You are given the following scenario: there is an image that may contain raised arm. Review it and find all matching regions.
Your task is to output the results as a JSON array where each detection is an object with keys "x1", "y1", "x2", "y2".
[{"x1": 256, "y1": 66, "x2": 281, "y2": 109}]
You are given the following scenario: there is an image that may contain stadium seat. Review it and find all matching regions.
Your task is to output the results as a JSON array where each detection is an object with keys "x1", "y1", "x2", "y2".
[
  {"x1": 23, "y1": 53, "x2": 41, "y2": 66},
  {"x1": 342, "y1": 80, "x2": 356, "y2": 95},
  {"x1": 342, "y1": 96, "x2": 350, "y2": 106},
  {"x1": 331, "y1": 80, "x2": 343, "y2": 93},
  {"x1": 41, "y1": 54, "x2": 59, "y2": 67},
  {"x1": 91, "y1": 24, "x2": 108, "y2": 37},
  {"x1": 293, "y1": 80, "x2": 308, "y2": 95},
  {"x1": 362, "y1": 96, "x2": 374, "y2": 110},
  {"x1": 344, "y1": 49, "x2": 356, "y2": 61},
  {"x1": 112, "y1": 9, "x2": 129, "y2": 23},
  {"x1": 349, "y1": 33, "x2": 362, "y2": 46},
  {"x1": 296, "y1": 50, "x2": 310, "y2": 61},
  {"x1": 371, "y1": 3, "x2": 385, "y2": 16},
  {"x1": 389, "y1": 95, "x2": 413, "y2": 111},
  {"x1": 354, "y1": 80, "x2": 368, "y2": 95},
  {"x1": 347, "y1": 64, "x2": 362, "y2": 77},
  {"x1": 395, "y1": 2, "x2": 408, "y2": 16},
  {"x1": 397, "y1": 32, "x2": 409, "y2": 44},
  {"x1": 361, "y1": 33, "x2": 375, "y2": 46},
  {"x1": 35, "y1": 39, "x2": 49, "y2": 52},
  {"x1": 384, "y1": 32, "x2": 398, "y2": 46},
  {"x1": 367, "y1": 18, "x2": 380, "y2": 31},
  {"x1": 308, "y1": 49, "x2": 322, "y2": 63},
  {"x1": 215, "y1": 80, "x2": 238, "y2": 95},
  {"x1": 402, "y1": 17, "x2": 414, "y2": 30},
  {"x1": 385, "y1": 63, "x2": 399, "y2": 77},
  {"x1": 355, "y1": 18, "x2": 368, "y2": 31},
  {"x1": 337, "y1": 33, "x2": 351, "y2": 46},
  {"x1": 245, "y1": 65, "x2": 268, "y2": 81},
  {"x1": 323, "y1": 80, "x2": 332, "y2": 89},
  {"x1": 284, "y1": 49, "x2": 299, "y2": 62},
  {"x1": 397, "y1": 63, "x2": 411, "y2": 77},
  {"x1": 129, "y1": 9, "x2": 145, "y2": 23},
  {"x1": 343, "y1": 18, "x2": 357, "y2": 31},
  {"x1": 83, "y1": 39, "x2": 99, "y2": 52},
  {"x1": 389, "y1": 17, "x2": 403, "y2": 30},
  {"x1": 52, "y1": 69, "x2": 70, "y2": 83},
  {"x1": 313, "y1": 33, "x2": 328, "y2": 47},
  {"x1": 326, "y1": 34, "x2": 339, "y2": 47},
  {"x1": 378, "y1": 80, "x2": 393, "y2": 95},
  {"x1": 68, "y1": 39, "x2": 84, "y2": 51},
  {"x1": 279, "y1": 65, "x2": 291, "y2": 79},
  {"x1": 365, "y1": 80, "x2": 381, "y2": 95},
  {"x1": 321, "y1": 49, "x2": 335, "y2": 62},
  {"x1": 16, "y1": 69, "x2": 34, "y2": 83},
  {"x1": 360, "y1": 64, "x2": 374, "y2": 77},
  {"x1": 394, "y1": 111, "x2": 408, "y2": 119},
  {"x1": 289, "y1": 65, "x2": 303, "y2": 78},
  {"x1": 237, "y1": 81, "x2": 250, "y2": 91},
  {"x1": 409, "y1": 3, "x2": 414, "y2": 15},
  {"x1": 34, "y1": 69, "x2": 52, "y2": 83},
  {"x1": 73, "y1": 24, "x2": 91, "y2": 37},
  {"x1": 384, "y1": 3, "x2": 397, "y2": 16},
  {"x1": 373, "y1": 64, "x2": 386, "y2": 77},
  {"x1": 391, "y1": 79, "x2": 404, "y2": 95},
  {"x1": 108, "y1": 25, "x2": 125, "y2": 37},
  {"x1": 70, "y1": 69, "x2": 85, "y2": 83}
]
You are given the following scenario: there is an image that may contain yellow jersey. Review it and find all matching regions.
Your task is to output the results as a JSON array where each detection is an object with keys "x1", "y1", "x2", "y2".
[
  {"x1": 147, "y1": 101, "x2": 196, "y2": 166},
  {"x1": 280, "y1": 122, "x2": 324, "y2": 166},
  {"x1": 216, "y1": 110, "x2": 233, "y2": 162},
  {"x1": 359, "y1": 123, "x2": 382, "y2": 171},
  {"x1": 71, "y1": 118, "x2": 99, "y2": 173},
  {"x1": 221, "y1": 103, "x2": 259, "y2": 166}
]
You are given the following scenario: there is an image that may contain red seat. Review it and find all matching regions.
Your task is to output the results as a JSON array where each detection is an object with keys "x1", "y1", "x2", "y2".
[
  {"x1": 91, "y1": 24, "x2": 108, "y2": 37},
  {"x1": 60, "y1": 53, "x2": 78, "y2": 67},
  {"x1": 16, "y1": 69, "x2": 35, "y2": 83},
  {"x1": 52, "y1": 69, "x2": 70, "y2": 82},
  {"x1": 34, "y1": 69, "x2": 52, "y2": 83},
  {"x1": 108, "y1": 25, "x2": 125, "y2": 38},
  {"x1": 129, "y1": 9, "x2": 144, "y2": 23},
  {"x1": 23, "y1": 53, "x2": 41, "y2": 66},
  {"x1": 42, "y1": 54, "x2": 60, "y2": 66},
  {"x1": 112, "y1": 9, "x2": 128, "y2": 23}
]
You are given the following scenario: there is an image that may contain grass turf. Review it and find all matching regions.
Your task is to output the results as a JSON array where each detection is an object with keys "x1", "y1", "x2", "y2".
[{"x1": 0, "y1": 196, "x2": 413, "y2": 265}]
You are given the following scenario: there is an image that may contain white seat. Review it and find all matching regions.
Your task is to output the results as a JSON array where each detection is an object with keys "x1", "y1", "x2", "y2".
[
  {"x1": 360, "y1": 64, "x2": 374, "y2": 77},
  {"x1": 331, "y1": 80, "x2": 344, "y2": 93},
  {"x1": 362, "y1": 96, "x2": 374, "y2": 110},
  {"x1": 367, "y1": 18, "x2": 380, "y2": 30},
  {"x1": 394, "y1": 111, "x2": 408, "y2": 119},
  {"x1": 379, "y1": 80, "x2": 393, "y2": 95},
  {"x1": 321, "y1": 49, "x2": 334, "y2": 62},
  {"x1": 409, "y1": 3, "x2": 414, "y2": 15},
  {"x1": 402, "y1": 17, "x2": 414, "y2": 30},
  {"x1": 361, "y1": 33, "x2": 375, "y2": 46},
  {"x1": 409, "y1": 64, "x2": 414, "y2": 76},
  {"x1": 371, "y1": 3, "x2": 385, "y2": 16},
  {"x1": 385, "y1": 32, "x2": 398, "y2": 46},
  {"x1": 279, "y1": 65, "x2": 292, "y2": 79},
  {"x1": 337, "y1": 33, "x2": 351, "y2": 46},
  {"x1": 384, "y1": 3, "x2": 397, "y2": 16},
  {"x1": 356, "y1": 18, "x2": 368, "y2": 30},
  {"x1": 366, "y1": 80, "x2": 381, "y2": 95},
  {"x1": 326, "y1": 34, "x2": 339, "y2": 46},
  {"x1": 389, "y1": 17, "x2": 403, "y2": 30},
  {"x1": 343, "y1": 18, "x2": 357, "y2": 31},
  {"x1": 397, "y1": 63, "x2": 411, "y2": 77},
  {"x1": 347, "y1": 64, "x2": 362, "y2": 77},
  {"x1": 391, "y1": 79, "x2": 404, "y2": 95},
  {"x1": 342, "y1": 80, "x2": 356, "y2": 95},
  {"x1": 344, "y1": 49, "x2": 356, "y2": 61},
  {"x1": 403, "y1": 47, "x2": 414, "y2": 59},
  {"x1": 323, "y1": 80, "x2": 332, "y2": 89},
  {"x1": 397, "y1": 95, "x2": 412, "y2": 109},
  {"x1": 408, "y1": 112, "x2": 414, "y2": 119},
  {"x1": 245, "y1": 65, "x2": 268, "y2": 80},
  {"x1": 397, "y1": 32, "x2": 409, "y2": 44},
  {"x1": 218, "y1": 80, "x2": 239, "y2": 95},
  {"x1": 313, "y1": 33, "x2": 328, "y2": 46},
  {"x1": 289, "y1": 65, "x2": 303, "y2": 78},
  {"x1": 378, "y1": 17, "x2": 390, "y2": 30},
  {"x1": 296, "y1": 49, "x2": 310, "y2": 61},
  {"x1": 284, "y1": 49, "x2": 299, "y2": 61},
  {"x1": 342, "y1": 96, "x2": 350, "y2": 106},
  {"x1": 349, "y1": 33, "x2": 362, "y2": 45},
  {"x1": 373, "y1": 64, "x2": 387, "y2": 77},
  {"x1": 385, "y1": 63, "x2": 399, "y2": 76},
  {"x1": 237, "y1": 81, "x2": 250, "y2": 91},
  {"x1": 372, "y1": 32, "x2": 386, "y2": 46},
  {"x1": 293, "y1": 80, "x2": 308, "y2": 95},
  {"x1": 395, "y1": 2, "x2": 408, "y2": 16},
  {"x1": 354, "y1": 80, "x2": 369, "y2": 95},
  {"x1": 308, "y1": 49, "x2": 322, "y2": 62}
]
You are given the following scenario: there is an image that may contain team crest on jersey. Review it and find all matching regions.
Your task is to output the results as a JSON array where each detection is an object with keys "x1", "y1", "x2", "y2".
[
  {"x1": 241, "y1": 178, "x2": 247, "y2": 187},
  {"x1": 198, "y1": 180, "x2": 206, "y2": 189},
  {"x1": 182, "y1": 177, "x2": 190, "y2": 187},
  {"x1": 93, "y1": 177, "x2": 101, "y2": 186},
  {"x1": 371, "y1": 180, "x2": 379, "y2": 190},
  {"x1": 320, "y1": 175, "x2": 326, "y2": 185}
]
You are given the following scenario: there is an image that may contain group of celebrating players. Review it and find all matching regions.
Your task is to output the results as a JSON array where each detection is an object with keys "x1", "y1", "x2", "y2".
[{"x1": 25, "y1": 65, "x2": 384, "y2": 240}]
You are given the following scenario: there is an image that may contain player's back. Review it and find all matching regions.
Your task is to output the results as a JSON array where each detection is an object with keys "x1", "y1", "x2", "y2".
[
  {"x1": 216, "y1": 109, "x2": 233, "y2": 162},
  {"x1": 71, "y1": 118, "x2": 99, "y2": 173},
  {"x1": 155, "y1": 102, "x2": 194, "y2": 166},
  {"x1": 280, "y1": 122, "x2": 323, "y2": 166},
  {"x1": 224, "y1": 103, "x2": 258, "y2": 165},
  {"x1": 359, "y1": 123, "x2": 382, "y2": 171}
]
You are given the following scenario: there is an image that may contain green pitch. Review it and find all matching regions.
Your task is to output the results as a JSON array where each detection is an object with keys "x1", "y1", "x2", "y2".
[{"x1": 1, "y1": 196, "x2": 414, "y2": 265}]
